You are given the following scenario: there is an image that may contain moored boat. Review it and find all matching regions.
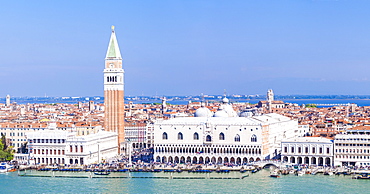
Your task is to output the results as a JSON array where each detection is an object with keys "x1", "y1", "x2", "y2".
[
  {"x1": 352, "y1": 173, "x2": 370, "y2": 179},
  {"x1": 270, "y1": 170, "x2": 280, "y2": 178},
  {"x1": 0, "y1": 163, "x2": 14, "y2": 173},
  {"x1": 94, "y1": 171, "x2": 110, "y2": 175}
]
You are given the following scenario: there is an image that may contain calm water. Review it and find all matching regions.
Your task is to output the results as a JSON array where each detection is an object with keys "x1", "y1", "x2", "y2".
[{"x1": 1, "y1": 170, "x2": 369, "y2": 193}]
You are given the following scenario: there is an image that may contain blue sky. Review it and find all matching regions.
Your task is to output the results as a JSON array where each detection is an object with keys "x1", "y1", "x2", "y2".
[{"x1": 1, "y1": 0, "x2": 370, "y2": 97}]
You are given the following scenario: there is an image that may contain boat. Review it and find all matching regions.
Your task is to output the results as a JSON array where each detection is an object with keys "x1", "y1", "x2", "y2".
[
  {"x1": 270, "y1": 170, "x2": 280, "y2": 178},
  {"x1": 352, "y1": 173, "x2": 370, "y2": 179},
  {"x1": 251, "y1": 169, "x2": 259, "y2": 173},
  {"x1": 296, "y1": 171, "x2": 304, "y2": 176},
  {"x1": 324, "y1": 171, "x2": 334, "y2": 176},
  {"x1": 94, "y1": 171, "x2": 110, "y2": 175},
  {"x1": 0, "y1": 163, "x2": 14, "y2": 173}
]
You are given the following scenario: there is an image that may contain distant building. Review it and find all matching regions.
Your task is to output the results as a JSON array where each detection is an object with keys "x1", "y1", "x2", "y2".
[
  {"x1": 89, "y1": 101, "x2": 95, "y2": 111},
  {"x1": 5, "y1": 95, "x2": 10, "y2": 106},
  {"x1": 257, "y1": 89, "x2": 285, "y2": 110}
]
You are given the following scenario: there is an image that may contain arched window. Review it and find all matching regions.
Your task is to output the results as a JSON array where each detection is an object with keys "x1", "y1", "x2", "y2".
[
  {"x1": 234, "y1": 134, "x2": 240, "y2": 142},
  {"x1": 251, "y1": 135, "x2": 257, "y2": 142},
  {"x1": 162, "y1": 132, "x2": 168, "y2": 140},
  {"x1": 219, "y1": 132, "x2": 225, "y2": 140},
  {"x1": 193, "y1": 132, "x2": 199, "y2": 140},
  {"x1": 206, "y1": 135, "x2": 212, "y2": 142},
  {"x1": 178, "y1": 132, "x2": 183, "y2": 140}
]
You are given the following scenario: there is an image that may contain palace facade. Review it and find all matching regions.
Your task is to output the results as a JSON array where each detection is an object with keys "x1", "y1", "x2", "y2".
[{"x1": 153, "y1": 97, "x2": 299, "y2": 164}]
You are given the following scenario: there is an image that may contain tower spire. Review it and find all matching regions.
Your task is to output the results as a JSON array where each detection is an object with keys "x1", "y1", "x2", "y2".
[{"x1": 106, "y1": 25, "x2": 122, "y2": 59}]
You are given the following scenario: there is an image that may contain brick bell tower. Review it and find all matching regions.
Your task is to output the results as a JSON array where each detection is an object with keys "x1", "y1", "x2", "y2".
[{"x1": 104, "y1": 26, "x2": 125, "y2": 152}]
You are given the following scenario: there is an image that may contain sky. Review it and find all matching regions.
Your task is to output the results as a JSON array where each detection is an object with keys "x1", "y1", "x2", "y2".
[{"x1": 1, "y1": 0, "x2": 370, "y2": 97}]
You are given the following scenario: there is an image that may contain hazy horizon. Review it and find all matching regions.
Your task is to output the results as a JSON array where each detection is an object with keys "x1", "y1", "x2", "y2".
[{"x1": 2, "y1": 1, "x2": 370, "y2": 96}]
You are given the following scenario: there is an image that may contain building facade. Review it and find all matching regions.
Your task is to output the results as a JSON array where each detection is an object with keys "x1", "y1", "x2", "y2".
[
  {"x1": 334, "y1": 128, "x2": 370, "y2": 166},
  {"x1": 26, "y1": 130, "x2": 118, "y2": 165},
  {"x1": 153, "y1": 103, "x2": 299, "y2": 164},
  {"x1": 281, "y1": 137, "x2": 334, "y2": 166}
]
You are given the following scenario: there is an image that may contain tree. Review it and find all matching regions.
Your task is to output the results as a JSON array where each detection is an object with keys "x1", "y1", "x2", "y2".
[
  {"x1": 1, "y1": 134, "x2": 7, "y2": 150},
  {"x1": 0, "y1": 134, "x2": 13, "y2": 161}
]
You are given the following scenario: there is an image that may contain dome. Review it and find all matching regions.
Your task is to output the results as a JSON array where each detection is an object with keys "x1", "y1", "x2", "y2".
[
  {"x1": 222, "y1": 97, "x2": 229, "y2": 103},
  {"x1": 239, "y1": 111, "x2": 253, "y2": 117},
  {"x1": 213, "y1": 110, "x2": 229, "y2": 117},
  {"x1": 195, "y1": 107, "x2": 213, "y2": 117}
]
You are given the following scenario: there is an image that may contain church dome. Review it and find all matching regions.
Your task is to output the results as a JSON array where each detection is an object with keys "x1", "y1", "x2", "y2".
[
  {"x1": 222, "y1": 97, "x2": 229, "y2": 103},
  {"x1": 195, "y1": 107, "x2": 213, "y2": 117},
  {"x1": 239, "y1": 111, "x2": 253, "y2": 117},
  {"x1": 213, "y1": 110, "x2": 229, "y2": 117}
]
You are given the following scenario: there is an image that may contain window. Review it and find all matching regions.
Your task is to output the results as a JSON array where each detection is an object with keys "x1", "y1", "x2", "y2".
[
  {"x1": 312, "y1": 147, "x2": 316, "y2": 154},
  {"x1": 284, "y1": 147, "x2": 288, "y2": 153},
  {"x1": 305, "y1": 147, "x2": 309, "y2": 153},
  {"x1": 291, "y1": 147, "x2": 294, "y2": 153},
  {"x1": 219, "y1": 133, "x2": 225, "y2": 140},
  {"x1": 234, "y1": 134, "x2": 240, "y2": 142},
  {"x1": 193, "y1": 132, "x2": 199, "y2": 140},
  {"x1": 206, "y1": 135, "x2": 212, "y2": 142},
  {"x1": 162, "y1": 132, "x2": 168, "y2": 140},
  {"x1": 327, "y1": 148, "x2": 330, "y2": 154},
  {"x1": 298, "y1": 147, "x2": 302, "y2": 153},
  {"x1": 178, "y1": 132, "x2": 183, "y2": 140},
  {"x1": 251, "y1": 135, "x2": 257, "y2": 142},
  {"x1": 80, "y1": 146, "x2": 83, "y2": 153}
]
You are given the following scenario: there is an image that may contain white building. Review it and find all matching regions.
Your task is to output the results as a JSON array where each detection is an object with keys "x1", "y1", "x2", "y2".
[
  {"x1": 281, "y1": 137, "x2": 334, "y2": 166},
  {"x1": 334, "y1": 128, "x2": 370, "y2": 166},
  {"x1": 124, "y1": 122, "x2": 147, "y2": 150},
  {"x1": 153, "y1": 98, "x2": 299, "y2": 164},
  {"x1": 26, "y1": 129, "x2": 118, "y2": 165},
  {"x1": 27, "y1": 130, "x2": 67, "y2": 165}
]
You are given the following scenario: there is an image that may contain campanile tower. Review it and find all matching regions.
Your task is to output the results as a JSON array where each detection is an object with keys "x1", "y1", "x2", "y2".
[{"x1": 104, "y1": 26, "x2": 125, "y2": 149}]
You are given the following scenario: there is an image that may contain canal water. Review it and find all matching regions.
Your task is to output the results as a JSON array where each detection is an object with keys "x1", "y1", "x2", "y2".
[{"x1": 1, "y1": 169, "x2": 369, "y2": 193}]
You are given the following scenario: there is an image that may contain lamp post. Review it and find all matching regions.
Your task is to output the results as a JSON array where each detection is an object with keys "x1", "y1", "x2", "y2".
[{"x1": 127, "y1": 139, "x2": 132, "y2": 165}]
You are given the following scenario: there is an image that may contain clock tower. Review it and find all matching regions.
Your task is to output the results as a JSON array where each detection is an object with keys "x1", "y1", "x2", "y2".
[{"x1": 104, "y1": 26, "x2": 125, "y2": 151}]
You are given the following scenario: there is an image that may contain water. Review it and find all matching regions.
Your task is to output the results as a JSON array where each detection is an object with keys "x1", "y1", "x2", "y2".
[
  {"x1": 1, "y1": 170, "x2": 369, "y2": 193},
  {"x1": 10, "y1": 98, "x2": 370, "y2": 107}
]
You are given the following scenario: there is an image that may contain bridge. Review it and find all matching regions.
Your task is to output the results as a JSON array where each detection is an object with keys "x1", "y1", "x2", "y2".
[{"x1": 251, "y1": 160, "x2": 293, "y2": 168}]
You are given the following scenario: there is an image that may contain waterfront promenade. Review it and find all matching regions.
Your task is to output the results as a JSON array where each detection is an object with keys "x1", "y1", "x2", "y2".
[{"x1": 2, "y1": 168, "x2": 370, "y2": 193}]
